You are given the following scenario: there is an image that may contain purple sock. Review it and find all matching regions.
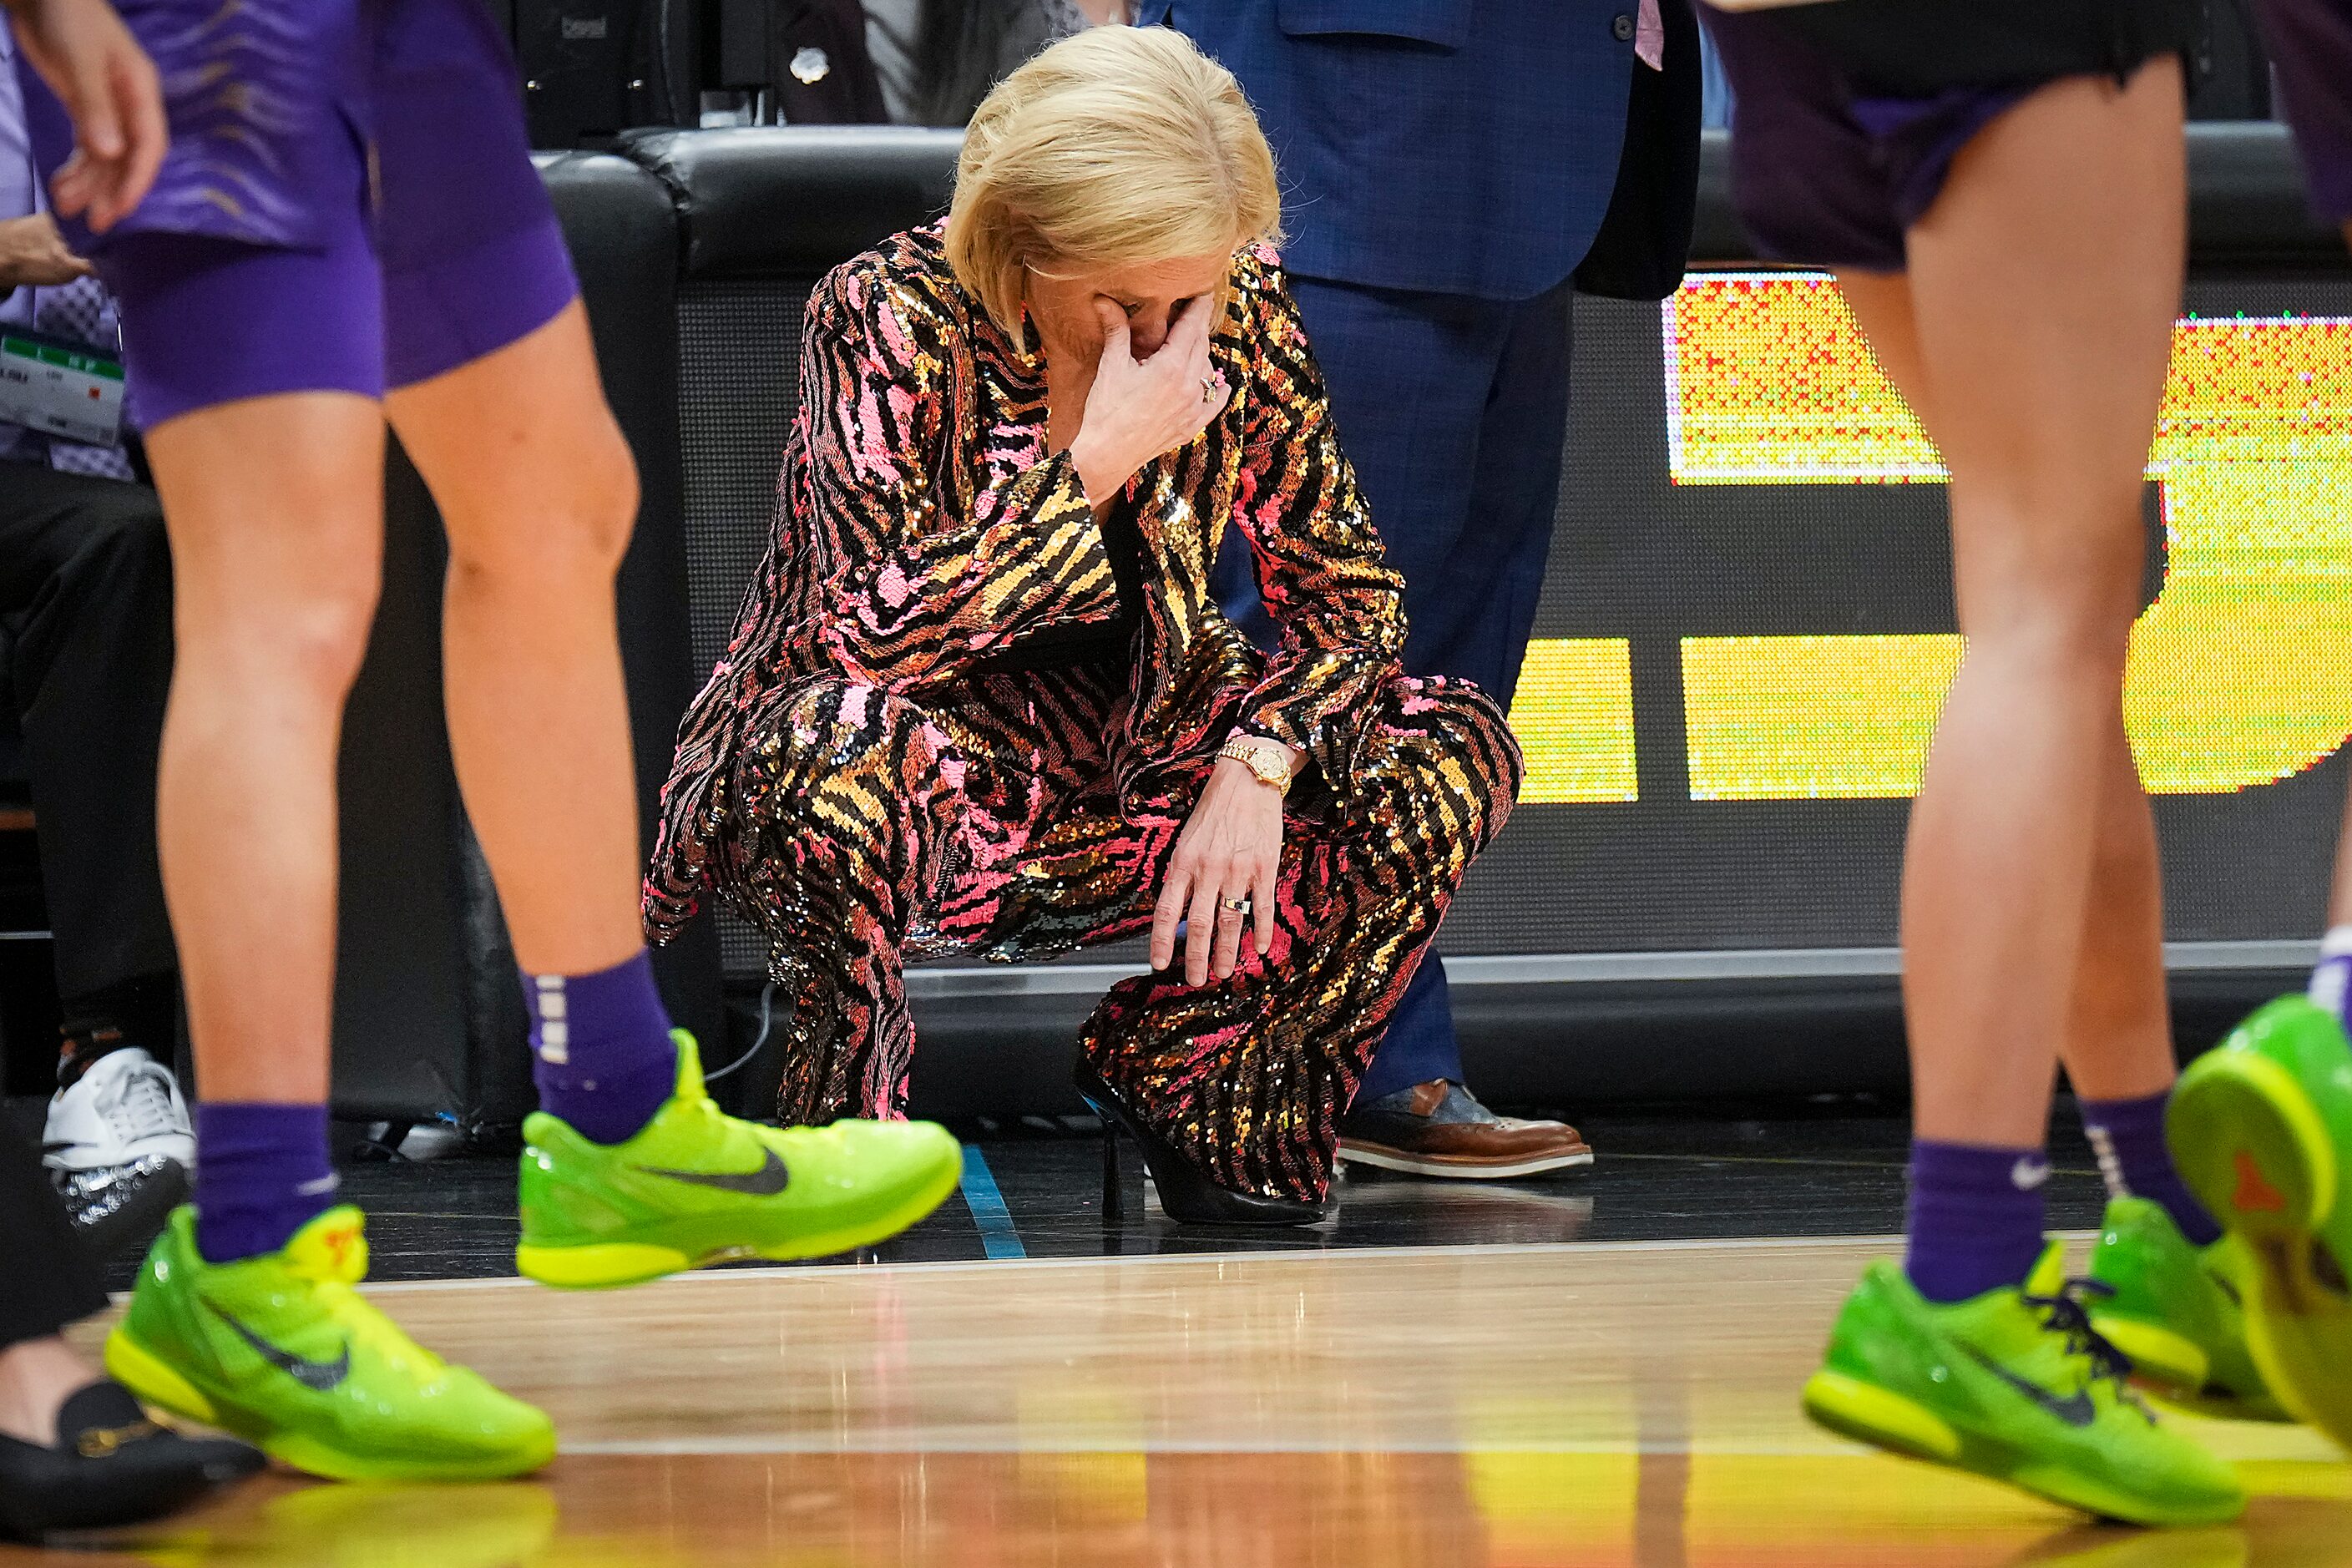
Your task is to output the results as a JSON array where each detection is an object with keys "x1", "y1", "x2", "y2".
[
  {"x1": 194, "y1": 1103, "x2": 339, "y2": 1264},
  {"x1": 2311, "y1": 926, "x2": 2352, "y2": 1026},
  {"x1": 524, "y1": 949, "x2": 675, "y2": 1145},
  {"x1": 2081, "y1": 1088, "x2": 2223, "y2": 1247},
  {"x1": 1905, "y1": 1139, "x2": 2051, "y2": 1303}
]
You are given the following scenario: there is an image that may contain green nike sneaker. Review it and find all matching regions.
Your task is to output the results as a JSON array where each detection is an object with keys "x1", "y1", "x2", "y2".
[
  {"x1": 1800, "y1": 1244, "x2": 2244, "y2": 1525},
  {"x1": 2097, "y1": 1194, "x2": 2276, "y2": 1429},
  {"x1": 2086, "y1": 1195, "x2": 2289, "y2": 1422},
  {"x1": 104, "y1": 1206, "x2": 554, "y2": 1482},
  {"x1": 2169, "y1": 994, "x2": 2352, "y2": 1448},
  {"x1": 516, "y1": 1030, "x2": 963, "y2": 1289}
]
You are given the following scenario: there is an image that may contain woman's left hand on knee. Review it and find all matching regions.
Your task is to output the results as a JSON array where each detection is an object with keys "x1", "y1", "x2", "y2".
[{"x1": 1151, "y1": 756, "x2": 1290, "y2": 987}]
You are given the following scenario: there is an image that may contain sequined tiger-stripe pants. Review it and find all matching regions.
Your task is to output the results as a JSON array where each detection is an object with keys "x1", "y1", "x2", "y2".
[{"x1": 716, "y1": 661, "x2": 1520, "y2": 1202}]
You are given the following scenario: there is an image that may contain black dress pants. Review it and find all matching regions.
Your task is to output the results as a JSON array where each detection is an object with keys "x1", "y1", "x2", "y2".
[
  {"x1": 0, "y1": 461, "x2": 176, "y2": 1003},
  {"x1": 0, "y1": 1117, "x2": 106, "y2": 1348}
]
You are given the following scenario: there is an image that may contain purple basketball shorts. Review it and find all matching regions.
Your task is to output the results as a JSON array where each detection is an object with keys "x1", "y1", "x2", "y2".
[
  {"x1": 22, "y1": 0, "x2": 579, "y2": 427},
  {"x1": 1695, "y1": 5, "x2": 2108, "y2": 272}
]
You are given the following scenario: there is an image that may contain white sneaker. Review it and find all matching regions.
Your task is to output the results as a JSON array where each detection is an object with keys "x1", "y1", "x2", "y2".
[{"x1": 41, "y1": 1046, "x2": 194, "y2": 1250}]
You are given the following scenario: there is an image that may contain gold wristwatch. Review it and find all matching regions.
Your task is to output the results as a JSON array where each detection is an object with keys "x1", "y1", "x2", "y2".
[{"x1": 1217, "y1": 735, "x2": 1295, "y2": 795}]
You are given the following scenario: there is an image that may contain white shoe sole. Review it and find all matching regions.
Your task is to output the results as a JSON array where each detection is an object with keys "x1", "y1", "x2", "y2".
[{"x1": 1335, "y1": 1144, "x2": 1596, "y2": 1181}]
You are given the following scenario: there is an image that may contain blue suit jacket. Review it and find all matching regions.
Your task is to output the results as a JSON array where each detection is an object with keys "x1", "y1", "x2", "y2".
[{"x1": 1163, "y1": 0, "x2": 1651, "y2": 301}]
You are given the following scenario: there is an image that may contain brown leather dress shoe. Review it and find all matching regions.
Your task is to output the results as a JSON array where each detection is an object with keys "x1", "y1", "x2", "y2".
[{"x1": 1336, "y1": 1080, "x2": 1593, "y2": 1180}]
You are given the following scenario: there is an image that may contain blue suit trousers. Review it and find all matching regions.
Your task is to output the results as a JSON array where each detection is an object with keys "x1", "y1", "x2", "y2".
[{"x1": 1213, "y1": 271, "x2": 1576, "y2": 1102}]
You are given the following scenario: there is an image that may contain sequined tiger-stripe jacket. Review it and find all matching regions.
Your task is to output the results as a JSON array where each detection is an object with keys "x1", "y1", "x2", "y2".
[{"x1": 646, "y1": 225, "x2": 1415, "y2": 936}]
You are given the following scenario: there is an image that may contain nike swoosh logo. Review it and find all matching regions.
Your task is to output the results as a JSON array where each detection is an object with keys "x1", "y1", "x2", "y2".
[
  {"x1": 1965, "y1": 1348, "x2": 2095, "y2": 1427},
  {"x1": 2011, "y1": 1157, "x2": 2051, "y2": 1191},
  {"x1": 210, "y1": 1308, "x2": 352, "y2": 1392},
  {"x1": 632, "y1": 1147, "x2": 791, "y2": 1196}
]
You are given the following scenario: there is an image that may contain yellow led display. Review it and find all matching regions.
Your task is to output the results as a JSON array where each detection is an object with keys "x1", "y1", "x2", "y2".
[
  {"x1": 1682, "y1": 635, "x2": 1961, "y2": 800},
  {"x1": 1666, "y1": 271, "x2": 1940, "y2": 483},
  {"x1": 1505, "y1": 638, "x2": 1639, "y2": 803},
  {"x1": 1651, "y1": 272, "x2": 2352, "y2": 801}
]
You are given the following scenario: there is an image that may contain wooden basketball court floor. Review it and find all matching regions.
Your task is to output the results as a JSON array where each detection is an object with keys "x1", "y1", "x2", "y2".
[{"x1": 13, "y1": 1232, "x2": 2352, "y2": 1566}]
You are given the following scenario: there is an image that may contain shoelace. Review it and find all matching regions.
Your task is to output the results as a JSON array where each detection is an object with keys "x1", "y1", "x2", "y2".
[
  {"x1": 2023, "y1": 1278, "x2": 2137, "y2": 1391},
  {"x1": 105, "y1": 1060, "x2": 184, "y2": 1147}
]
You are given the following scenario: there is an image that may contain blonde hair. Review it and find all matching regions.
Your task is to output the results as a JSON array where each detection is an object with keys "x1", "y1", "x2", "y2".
[{"x1": 946, "y1": 27, "x2": 1285, "y2": 338}]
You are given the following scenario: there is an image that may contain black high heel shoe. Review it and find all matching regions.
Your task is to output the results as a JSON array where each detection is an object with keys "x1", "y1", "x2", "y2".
[{"x1": 1075, "y1": 1060, "x2": 1327, "y2": 1227}]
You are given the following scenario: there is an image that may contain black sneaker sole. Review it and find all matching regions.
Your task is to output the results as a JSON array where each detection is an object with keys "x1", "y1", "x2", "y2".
[{"x1": 53, "y1": 1159, "x2": 190, "y2": 1260}]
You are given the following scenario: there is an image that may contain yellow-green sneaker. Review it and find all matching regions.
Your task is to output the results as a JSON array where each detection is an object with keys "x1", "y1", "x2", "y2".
[
  {"x1": 1800, "y1": 1243, "x2": 2244, "y2": 1525},
  {"x1": 515, "y1": 1030, "x2": 963, "y2": 1289},
  {"x1": 2086, "y1": 1195, "x2": 2289, "y2": 1422},
  {"x1": 2169, "y1": 994, "x2": 2352, "y2": 1446},
  {"x1": 104, "y1": 1206, "x2": 554, "y2": 1481}
]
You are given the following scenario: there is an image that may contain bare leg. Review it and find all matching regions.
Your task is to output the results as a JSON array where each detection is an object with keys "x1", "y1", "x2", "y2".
[
  {"x1": 382, "y1": 302, "x2": 642, "y2": 974},
  {"x1": 0, "y1": 1337, "x2": 93, "y2": 1448},
  {"x1": 2333, "y1": 781, "x2": 2352, "y2": 928},
  {"x1": 143, "y1": 394, "x2": 387, "y2": 1103},
  {"x1": 379, "y1": 302, "x2": 966, "y2": 1279},
  {"x1": 1839, "y1": 245, "x2": 2178, "y2": 1121},
  {"x1": 2057, "y1": 731, "x2": 2177, "y2": 1100},
  {"x1": 1837, "y1": 64, "x2": 2187, "y2": 1151}
]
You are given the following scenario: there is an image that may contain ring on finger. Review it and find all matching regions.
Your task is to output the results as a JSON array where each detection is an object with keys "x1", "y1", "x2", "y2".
[
  {"x1": 1201, "y1": 375, "x2": 1220, "y2": 403},
  {"x1": 1219, "y1": 894, "x2": 1251, "y2": 915}
]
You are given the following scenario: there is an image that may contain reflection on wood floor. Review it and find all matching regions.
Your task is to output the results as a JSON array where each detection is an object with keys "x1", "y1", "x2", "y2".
[{"x1": 13, "y1": 1237, "x2": 2351, "y2": 1566}]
